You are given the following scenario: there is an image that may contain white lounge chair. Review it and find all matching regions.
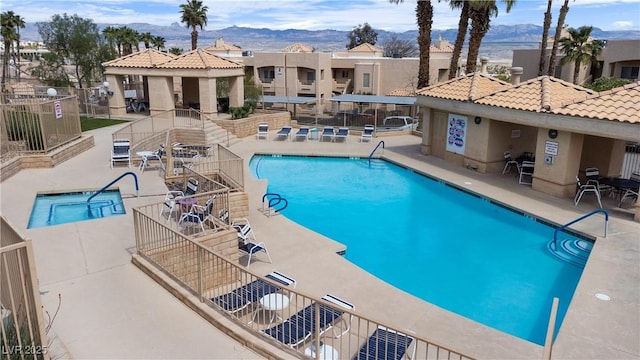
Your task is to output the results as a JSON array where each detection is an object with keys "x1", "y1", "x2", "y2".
[
  {"x1": 276, "y1": 126, "x2": 292, "y2": 141},
  {"x1": 321, "y1": 127, "x2": 335, "y2": 142},
  {"x1": 295, "y1": 127, "x2": 310, "y2": 141},
  {"x1": 361, "y1": 125, "x2": 374, "y2": 142},
  {"x1": 110, "y1": 138, "x2": 131, "y2": 168},
  {"x1": 257, "y1": 123, "x2": 269, "y2": 140},
  {"x1": 335, "y1": 127, "x2": 349, "y2": 142},
  {"x1": 232, "y1": 218, "x2": 272, "y2": 267}
]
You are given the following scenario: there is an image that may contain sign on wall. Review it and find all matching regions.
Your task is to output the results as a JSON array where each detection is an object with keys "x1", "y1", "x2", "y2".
[
  {"x1": 446, "y1": 114, "x2": 467, "y2": 155},
  {"x1": 54, "y1": 100, "x2": 63, "y2": 119},
  {"x1": 545, "y1": 141, "x2": 559, "y2": 156}
]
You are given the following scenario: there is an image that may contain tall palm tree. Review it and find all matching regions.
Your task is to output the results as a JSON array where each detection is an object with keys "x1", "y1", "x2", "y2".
[
  {"x1": 139, "y1": 32, "x2": 153, "y2": 49},
  {"x1": 12, "y1": 14, "x2": 24, "y2": 82},
  {"x1": 466, "y1": 0, "x2": 514, "y2": 74},
  {"x1": 151, "y1": 35, "x2": 166, "y2": 51},
  {"x1": 1, "y1": 11, "x2": 22, "y2": 92},
  {"x1": 390, "y1": 0, "x2": 433, "y2": 88},
  {"x1": 447, "y1": 0, "x2": 470, "y2": 79},
  {"x1": 547, "y1": 0, "x2": 570, "y2": 76},
  {"x1": 537, "y1": 0, "x2": 553, "y2": 76},
  {"x1": 102, "y1": 26, "x2": 118, "y2": 53},
  {"x1": 180, "y1": 0, "x2": 208, "y2": 50},
  {"x1": 559, "y1": 26, "x2": 603, "y2": 84},
  {"x1": 117, "y1": 26, "x2": 139, "y2": 55}
]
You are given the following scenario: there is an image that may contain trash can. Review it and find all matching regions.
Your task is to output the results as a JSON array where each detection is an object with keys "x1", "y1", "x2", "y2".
[{"x1": 309, "y1": 128, "x2": 319, "y2": 140}]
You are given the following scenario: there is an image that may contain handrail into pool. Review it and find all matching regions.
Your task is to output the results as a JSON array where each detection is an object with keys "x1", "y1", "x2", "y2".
[
  {"x1": 368, "y1": 140, "x2": 385, "y2": 165},
  {"x1": 87, "y1": 171, "x2": 139, "y2": 210},
  {"x1": 552, "y1": 209, "x2": 608, "y2": 250},
  {"x1": 261, "y1": 192, "x2": 288, "y2": 217}
]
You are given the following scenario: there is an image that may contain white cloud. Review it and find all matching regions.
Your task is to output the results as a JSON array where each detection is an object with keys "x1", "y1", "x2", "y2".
[{"x1": 612, "y1": 20, "x2": 634, "y2": 29}]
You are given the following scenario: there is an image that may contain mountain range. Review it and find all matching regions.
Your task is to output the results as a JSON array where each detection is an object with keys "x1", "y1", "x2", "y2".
[{"x1": 19, "y1": 23, "x2": 639, "y2": 63}]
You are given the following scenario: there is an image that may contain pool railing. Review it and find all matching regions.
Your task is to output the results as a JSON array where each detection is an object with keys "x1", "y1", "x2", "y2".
[{"x1": 133, "y1": 199, "x2": 476, "y2": 360}]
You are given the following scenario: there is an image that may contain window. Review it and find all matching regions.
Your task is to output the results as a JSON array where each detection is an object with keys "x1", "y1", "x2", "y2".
[
  {"x1": 621, "y1": 66, "x2": 639, "y2": 80},
  {"x1": 262, "y1": 69, "x2": 275, "y2": 80},
  {"x1": 307, "y1": 71, "x2": 315, "y2": 82},
  {"x1": 342, "y1": 70, "x2": 349, "y2": 78},
  {"x1": 363, "y1": 73, "x2": 370, "y2": 87},
  {"x1": 320, "y1": 69, "x2": 324, "y2": 80}
]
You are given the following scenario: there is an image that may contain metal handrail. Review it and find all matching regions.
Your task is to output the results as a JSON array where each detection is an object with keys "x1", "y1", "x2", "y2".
[
  {"x1": 368, "y1": 140, "x2": 385, "y2": 165},
  {"x1": 552, "y1": 209, "x2": 608, "y2": 250},
  {"x1": 87, "y1": 171, "x2": 139, "y2": 210},
  {"x1": 262, "y1": 192, "x2": 288, "y2": 215}
]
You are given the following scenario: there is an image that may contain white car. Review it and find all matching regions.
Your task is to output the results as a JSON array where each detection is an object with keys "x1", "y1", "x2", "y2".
[{"x1": 378, "y1": 116, "x2": 418, "y2": 132}]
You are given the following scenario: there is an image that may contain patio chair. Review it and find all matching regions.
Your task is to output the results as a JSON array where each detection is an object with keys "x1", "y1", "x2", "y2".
[
  {"x1": 178, "y1": 195, "x2": 216, "y2": 233},
  {"x1": 263, "y1": 293, "x2": 354, "y2": 347},
  {"x1": 276, "y1": 126, "x2": 293, "y2": 141},
  {"x1": 574, "y1": 176, "x2": 602, "y2": 208},
  {"x1": 501, "y1": 151, "x2": 520, "y2": 175},
  {"x1": 232, "y1": 218, "x2": 272, "y2": 267},
  {"x1": 518, "y1": 161, "x2": 535, "y2": 185},
  {"x1": 619, "y1": 189, "x2": 638, "y2": 207},
  {"x1": 138, "y1": 144, "x2": 165, "y2": 173},
  {"x1": 353, "y1": 326, "x2": 415, "y2": 360},
  {"x1": 361, "y1": 125, "x2": 375, "y2": 143},
  {"x1": 257, "y1": 123, "x2": 269, "y2": 140},
  {"x1": 211, "y1": 271, "x2": 296, "y2": 314},
  {"x1": 110, "y1": 138, "x2": 131, "y2": 168},
  {"x1": 585, "y1": 167, "x2": 613, "y2": 197},
  {"x1": 295, "y1": 127, "x2": 310, "y2": 141},
  {"x1": 335, "y1": 127, "x2": 349, "y2": 142},
  {"x1": 321, "y1": 127, "x2": 335, "y2": 142},
  {"x1": 160, "y1": 177, "x2": 199, "y2": 222}
]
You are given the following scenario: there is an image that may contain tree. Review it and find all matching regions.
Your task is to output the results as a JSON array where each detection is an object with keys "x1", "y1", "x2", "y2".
[
  {"x1": 466, "y1": 0, "x2": 515, "y2": 74},
  {"x1": 180, "y1": 0, "x2": 208, "y2": 50},
  {"x1": 585, "y1": 77, "x2": 632, "y2": 92},
  {"x1": 102, "y1": 26, "x2": 118, "y2": 53},
  {"x1": 151, "y1": 35, "x2": 166, "y2": 51},
  {"x1": 559, "y1": 26, "x2": 603, "y2": 84},
  {"x1": 168, "y1": 47, "x2": 183, "y2": 55},
  {"x1": 346, "y1": 23, "x2": 378, "y2": 49},
  {"x1": 37, "y1": 13, "x2": 110, "y2": 88},
  {"x1": 1, "y1": 11, "x2": 25, "y2": 92},
  {"x1": 447, "y1": 0, "x2": 470, "y2": 79},
  {"x1": 382, "y1": 34, "x2": 418, "y2": 57},
  {"x1": 537, "y1": 0, "x2": 553, "y2": 76},
  {"x1": 548, "y1": 0, "x2": 570, "y2": 76},
  {"x1": 116, "y1": 26, "x2": 139, "y2": 55},
  {"x1": 139, "y1": 32, "x2": 153, "y2": 49}
]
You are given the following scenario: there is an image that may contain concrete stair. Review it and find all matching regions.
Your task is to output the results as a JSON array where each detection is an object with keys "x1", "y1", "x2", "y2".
[{"x1": 204, "y1": 120, "x2": 241, "y2": 147}]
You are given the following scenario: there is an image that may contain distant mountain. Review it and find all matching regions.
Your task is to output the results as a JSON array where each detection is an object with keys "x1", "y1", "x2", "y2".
[{"x1": 19, "y1": 22, "x2": 639, "y2": 59}]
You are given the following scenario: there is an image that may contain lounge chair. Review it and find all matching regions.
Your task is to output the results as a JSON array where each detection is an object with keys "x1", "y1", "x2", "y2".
[
  {"x1": 263, "y1": 294, "x2": 354, "y2": 347},
  {"x1": 110, "y1": 138, "x2": 131, "y2": 168},
  {"x1": 232, "y1": 218, "x2": 272, "y2": 267},
  {"x1": 335, "y1": 127, "x2": 349, "y2": 142},
  {"x1": 321, "y1": 127, "x2": 335, "y2": 142},
  {"x1": 211, "y1": 271, "x2": 296, "y2": 314},
  {"x1": 257, "y1": 123, "x2": 269, "y2": 140},
  {"x1": 160, "y1": 177, "x2": 198, "y2": 222},
  {"x1": 361, "y1": 125, "x2": 374, "y2": 142},
  {"x1": 276, "y1": 126, "x2": 292, "y2": 141},
  {"x1": 295, "y1": 127, "x2": 310, "y2": 141},
  {"x1": 353, "y1": 326, "x2": 415, "y2": 360},
  {"x1": 177, "y1": 195, "x2": 216, "y2": 233}
]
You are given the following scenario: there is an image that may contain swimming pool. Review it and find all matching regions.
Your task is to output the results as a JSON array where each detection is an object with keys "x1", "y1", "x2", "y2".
[
  {"x1": 251, "y1": 155, "x2": 589, "y2": 345},
  {"x1": 28, "y1": 189, "x2": 125, "y2": 229}
]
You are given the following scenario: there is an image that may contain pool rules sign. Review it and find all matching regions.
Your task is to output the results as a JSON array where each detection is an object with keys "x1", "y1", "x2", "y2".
[
  {"x1": 54, "y1": 100, "x2": 63, "y2": 119},
  {"x1": 446, "y1": 114, "x2": 467, "y2": 155}
]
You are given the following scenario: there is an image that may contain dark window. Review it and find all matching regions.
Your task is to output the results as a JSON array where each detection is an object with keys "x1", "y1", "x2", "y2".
[{"x1": 621, "y1": 66, "x2": 639, "y2": 80}]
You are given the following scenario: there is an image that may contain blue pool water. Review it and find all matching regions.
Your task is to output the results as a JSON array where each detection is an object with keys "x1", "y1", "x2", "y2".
[
  {"x1": 251, "y1": 155, "x2": 589, "y2": 345},
  {"x1": 28, "y1": 190, "x2": 125, "y2": 228}
]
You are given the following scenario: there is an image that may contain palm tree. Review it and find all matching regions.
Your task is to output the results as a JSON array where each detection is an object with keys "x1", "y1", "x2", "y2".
[
  {"x1": 547, "y1": 0, "x2": 571, "y2": 76},
  {"x1": 180, "y1": 0, "x2": 208, "y2": 50},
  {"x1": 117, "y1": 26, "x2": 139, "y2": 55},
  {"x1": 447, "y1": 0, "x2": 470, "y2": 79},
  {"x1": 466, "y1": 0, "x2": 515, "y2": 74},
  {"x1": 390, "y1": 0, "x2": 433, "y2": 88},
  {"x1": 139, "y1": 32, "x2": 153, "y2": 49},
  {"x1": 151, "y1": 36, "x2": 166, "y2": 51},
  {"x1": 168, "y1": 47, "x2": 183, "y2": 56},
  {"x1": 11, "y1": 14, "x2": 24, "y2": 82},
  {"x1": 537, "y1": 0, "x2": 553, "y2": 76},
  {"x1": 1, "y1": 11, "x2": 22, "y2": 92},
  {"x1": 559, "y1": 26, "x2": 603, "y2": 84},
  {"x1": 102, "y1": 26, "x2": 118, "y2": 53}
]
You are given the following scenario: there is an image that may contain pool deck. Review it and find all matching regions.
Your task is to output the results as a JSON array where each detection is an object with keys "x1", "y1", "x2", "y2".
[{"x1": 0, "y1": 125, "x2": 638, "y2": 359}]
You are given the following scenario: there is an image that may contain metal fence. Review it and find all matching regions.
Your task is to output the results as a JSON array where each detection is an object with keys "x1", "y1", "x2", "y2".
[
  {"x1": 1, "y1": 96, "x2": 81, "y2": 162},
  {"x1": 622, "y1": 143, "x2": 640, "y2": 179},
  {"x1": 0, "y1": 217, "x2": 50, "y2": 360},
  {"x1": 133, "y1": 203, "x2": 475, "y2": 360},
  {"x1": 296, "y1": 103, "x2": 417, "y2": 130}
]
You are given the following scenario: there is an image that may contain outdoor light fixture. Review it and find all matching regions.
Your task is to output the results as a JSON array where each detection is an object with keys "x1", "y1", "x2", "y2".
[
  {"x1": 548, "y1": 129, "x2": 558, "y2": 139},
  {"x1": 46, "y1": 88, "x2": 57, "y2": 97},
  {"x1": 474, "y1": 116, "x2": 482, "y2": 124}
]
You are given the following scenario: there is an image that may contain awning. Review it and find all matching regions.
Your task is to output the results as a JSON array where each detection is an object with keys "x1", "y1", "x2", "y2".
[
  {"x1": 329, "y1": 94, "x2": 416, "y2": 105},
  {"x1": 259, "y1": 96, "x2": 318, "y2": 104}
]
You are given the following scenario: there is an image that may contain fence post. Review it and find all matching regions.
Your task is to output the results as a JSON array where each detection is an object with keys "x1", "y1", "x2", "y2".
[
  {"x1": 542, "y1": 297, "x2": 559, "y2": 360},
  {"x1": 197, "y1": 245, "x2": 204, "y2": 302}
]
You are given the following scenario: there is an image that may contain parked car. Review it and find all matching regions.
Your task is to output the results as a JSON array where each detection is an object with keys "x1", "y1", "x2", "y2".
[{"x1": 378, "y1": 116, "x2": 418, "y2": 132}]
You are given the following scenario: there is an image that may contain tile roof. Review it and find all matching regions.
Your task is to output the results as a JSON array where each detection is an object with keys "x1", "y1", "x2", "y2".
[
  {"x1": 156, "y1": 49, "x2": 243, "y2": 70},
  {"x1": 204, "y1": 42, "x2": 241, "y2": 52},
  {"x1": 349, "y1": 43, "x2": 382, "y2": 53},
  {"x1": 416, "y1": 72, "x2": 511, "y2": 101},
  {"x1": 554, "y1": 81, "x2": 640, "y2": 123},
  {"x1": 386, "y1": 88, "x2": 414, "y2": 96},
  {"x1": 103, "y1": 49, "x2": 176, "y2": 68},
  {"x1": 475, "y1": 76, "x2": 594, "y2": 112},
  {"x1": 281, "y1": 43, "x2": 313, "y2": 53}
]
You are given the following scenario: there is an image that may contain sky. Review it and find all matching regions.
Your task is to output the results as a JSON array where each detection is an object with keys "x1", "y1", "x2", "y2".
[{"x1": 2, "y1": 0, "x2": 639, "y2": 32}]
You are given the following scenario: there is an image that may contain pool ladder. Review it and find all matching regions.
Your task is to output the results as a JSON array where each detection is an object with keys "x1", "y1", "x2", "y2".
[
  {"x1": 368, "y1": 140, "x2": 385, "y2": 165},
  {"x1": 260, "y1": 193, "x2": 288, "y2": 217},
  {"x1": 87, "y1": 171, "x2": 139, "y2": 215},
  {"x1": 547, "y1": 209, "x2": 608, "y2": 267}
]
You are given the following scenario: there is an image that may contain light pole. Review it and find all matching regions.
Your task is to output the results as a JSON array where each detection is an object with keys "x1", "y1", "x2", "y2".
[{"x1": 103, "y1": 81, "x2": 111, "y2": 119}]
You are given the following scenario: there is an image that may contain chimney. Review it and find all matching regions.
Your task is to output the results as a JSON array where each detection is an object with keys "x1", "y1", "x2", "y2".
[
  {"x1": 480, "y1": 57, "x2": 489, "y2": 74},
  {"x1": 510, "y1": 67, "x2": 523, "y2": 85}
]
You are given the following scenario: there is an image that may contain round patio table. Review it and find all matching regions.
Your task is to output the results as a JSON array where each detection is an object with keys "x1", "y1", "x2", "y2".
[{"x1": 599, "y1": 177, "x2": 640, "y2": 205}]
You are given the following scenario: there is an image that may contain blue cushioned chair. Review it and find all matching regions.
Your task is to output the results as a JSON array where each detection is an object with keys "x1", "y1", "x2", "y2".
[
  {"x1": 211, "y1": 271, "x2": 296, "y2": 314},
  {"x1": 353, "y1": 326, "x2": 415, "y2": 360}
]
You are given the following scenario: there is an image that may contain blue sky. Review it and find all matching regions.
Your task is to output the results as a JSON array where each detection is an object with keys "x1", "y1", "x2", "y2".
[{"x1": 2, "y1": 0, "x2": 639, "y2": 32}]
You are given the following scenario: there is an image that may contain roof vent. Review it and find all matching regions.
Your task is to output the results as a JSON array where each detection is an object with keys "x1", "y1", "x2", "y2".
[
  {"x1": 480, "y1": 57, "x2": 490, "y2": 74},
  {"x1": 510, "y1": 67, "x2": 523, "y2": 85}
]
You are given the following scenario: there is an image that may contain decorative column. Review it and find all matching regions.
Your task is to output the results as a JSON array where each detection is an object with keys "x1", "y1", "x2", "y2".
[{"x1": 199, "y1": 78, "x2": 218, "y2": 117}]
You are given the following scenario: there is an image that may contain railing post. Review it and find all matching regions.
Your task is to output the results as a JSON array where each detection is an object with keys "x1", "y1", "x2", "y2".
[
  {"x1": 197, "y1": 246, "x2": 204, "y2": 302},
  {"x1": 542, "y1": 297, "x2": 559, "y2": 360},
  {"x1": 314, "y1": 301, "x2": 321, "y2": 360}
]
